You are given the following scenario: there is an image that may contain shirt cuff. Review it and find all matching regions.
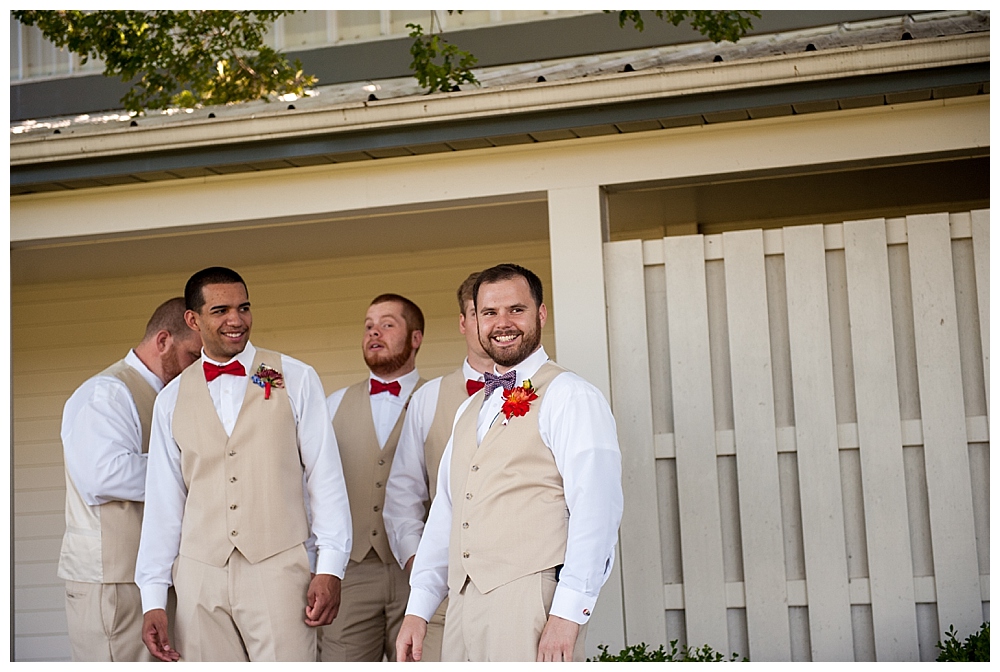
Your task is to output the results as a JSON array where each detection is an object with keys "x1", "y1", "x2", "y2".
[
  {"x1": 140, "y1": 583, "x2": 170, "y2": 614},
  {"x1": 315, "y1": 549, "x2": 349, "y2": 579},
  {"x1": 549, "y1": 584, "x2": 597, "y2": 625},
  {"x1": 396, "y1": 533, "x2": 422, "y2": 570},
  {"x1": 405, "y1": 587, "x2": 445, "y2": 622}
]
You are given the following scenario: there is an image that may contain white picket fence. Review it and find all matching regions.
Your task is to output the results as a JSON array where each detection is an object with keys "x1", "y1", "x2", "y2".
[{"x1": 604, "y1": 211, "x2": 989, "y2": 661}]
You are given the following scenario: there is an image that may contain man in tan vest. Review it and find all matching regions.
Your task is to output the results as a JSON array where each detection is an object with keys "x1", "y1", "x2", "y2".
[
  {"x1": 383, "y1": 272, "x2": 493, "y2": 661},
  {"x1": 135, "y1": 267, "x2": 353, "y2": 661},
  {"x1": 58, "y1": 296, "x2": 202, "y2": 661},
  {"x1": 397, "y1": 263, "x2": 624, "y2": 662},
  {"x1": 318, "y1": 293, "x2": 425, "y2": 661}
]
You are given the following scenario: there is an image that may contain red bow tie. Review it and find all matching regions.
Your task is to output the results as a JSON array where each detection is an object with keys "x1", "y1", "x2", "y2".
[
  {"x1": 203, "y1": 360, "x2": 246, "y2": 382},
  {"x1": 466, "y1": 379, "x2": 485, "y2": 396},
  {"x1": 370, "y1": 379, "x2": 401, "y2": 396}
]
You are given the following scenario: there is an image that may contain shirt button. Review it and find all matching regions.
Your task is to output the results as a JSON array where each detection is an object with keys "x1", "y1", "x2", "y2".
[
  {"x1": 465, "y1": 493, "x2": 472, "y2": 500},
  {"x1": 462, "y1": 522, "x2": 469, "y2": 529},
  {"x1": 230, "y1": 504, "x2": 237, "y2": 510},
  {"x1": 229, "y1": 477, "x2": 237, "y2": 483},
  {"x1": 471, "y1": 465, "x2": 479, "y2": 472},
  {"x1": 231, "y1": 530, "x2": 238, "y2": 537},
  {"x1": 462, "y1": 552, "x2": 470, "y2": 558}
]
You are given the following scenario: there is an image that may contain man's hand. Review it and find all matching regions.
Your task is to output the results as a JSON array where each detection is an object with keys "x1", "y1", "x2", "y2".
[
  {"x1": 305, "y1": 573, "x2": 342, "y2": 627},
  {"x1": 396, "y1": 614, "x2": 428, "y2": 662},
  {"x1": 142, "y1": 608, "x2": 179, "y2": 662},
  {"x1": 537, "y1": 614, "x2": 581, "y2": 662}
]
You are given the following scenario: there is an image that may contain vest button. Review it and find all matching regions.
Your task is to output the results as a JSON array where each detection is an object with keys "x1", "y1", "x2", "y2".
[
  {"x1": 378, "y1": 459, "x2": 385, "y2": 466},
  {"x1": 462, "y1": 552, "x2": 470, "y2": 558},
  {"x1": 230, "y1": 504, "x2": 237, "y2": 510},
  {"x1": 376, "y1": 482, "x2": 383, "y2": 488},
  {"x1": 462, "y1": 522, "x2": 469, "y2": 529},
  {"x1": 465, "y1": 493, "x2": 472, "y2": 500},
  {"x1": 373, "y1": 505, "x2": 380, "y2": 512},
  {"x1": 372, "y1": 530, "x2": 378, "y2": 536},
  {"x1": 471, "y1": 465, "x2": 479, "y2": 472},
  {"x1": 230, "y1": 477, "x2": 237, "y2": 483},
  {"x1": 229, "y1": 451, "x2": 236, "y2": 457},
  {"x1": 231, "y1": 530, "x2": 238, "y2": 536}
]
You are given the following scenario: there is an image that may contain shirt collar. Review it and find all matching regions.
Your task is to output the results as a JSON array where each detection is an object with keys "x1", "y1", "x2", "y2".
[
  {"x1": 462, "y1": 358, "x2": 485, "y2": 382},
  {"x1": 491, "y1": 346, "x2": 549, "y2": 387},
  {"x1": 369, "y1": 367, "x2": 421, "y2": 399},
  {"x1": 125, "y1": 349, "x2": 165, "y2": 393},
  {"x1": 202, "y1": 342, "x2": 256, "y2": 371}
]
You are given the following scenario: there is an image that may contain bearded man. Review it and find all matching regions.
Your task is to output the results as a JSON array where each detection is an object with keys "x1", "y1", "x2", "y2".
[
  {"x1": 396, "y1": 264, "x2": 624, "y2": 662},
  {"x1": 319, "y1": 293, "x2": 426, "y2": 662}
]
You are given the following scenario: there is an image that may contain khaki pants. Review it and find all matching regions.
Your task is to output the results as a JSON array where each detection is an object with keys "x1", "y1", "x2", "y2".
[
  {"x1": 172, "y1": 545, "x2": 315, "y2": 661},
  {"x1": 317, "y1": 549, "x2": 409, "y2": 661},
  {"x1": 421, "y1": 597, "x2": 448, "y2": 662},
  {"x1": 443, "y1": 569, "x2": 588, "y2": 662},
  {"x1": 64, "y1": 580, "x2": 152, "y2": 662}
]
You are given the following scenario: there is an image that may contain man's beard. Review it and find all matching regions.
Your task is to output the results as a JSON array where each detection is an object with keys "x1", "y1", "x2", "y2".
[
  {"x1": 480, "y1": 314, "x2": 542, "y2": 368},
  {"x1": 364, "y1": 334, "x2": 415, "y2": 378}
]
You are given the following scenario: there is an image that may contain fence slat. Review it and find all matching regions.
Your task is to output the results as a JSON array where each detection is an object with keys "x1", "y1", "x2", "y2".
[
  {"x1": 663, "y1": 235, "x2": 729, "y2": 653},
  {"x1": 604, "y1": 239, "x2": 667, "y2": 647},
  {"x1": 906, "y1": 213, "x2": 982, "y2": 639},
  {"x1": 843, "y1": 218, "x2": 919, "y2": 660},
  {"x1": 971, "y1": 209, "x2": 989, "y2": 413},
  {"x1": 783, "y1": 224, "x2": 854, "y2": 660},
  {"x1": 722, "y1": 229, "x2": 792, "y2": 661}
]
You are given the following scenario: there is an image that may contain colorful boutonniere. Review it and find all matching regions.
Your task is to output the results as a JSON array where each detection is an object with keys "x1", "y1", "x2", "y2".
[
  {"x1": 252, "y1": 364, "x2": 285, "y2": 400},
  {"x1": 501, "y1": 379, "x2": 538, "y2": 425}
]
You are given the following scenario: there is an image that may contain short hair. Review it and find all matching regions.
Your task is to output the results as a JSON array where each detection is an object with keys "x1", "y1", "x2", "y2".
[
  {"x1": 185, "y1": 267, "x2": 248, "y2": 312},
  {"x1": 472, "y1": 264, "x2": 544, "y2": 310},
  {"x1": 142, "y1": 297, "x2": 191, "y2": 341},
  {"x1": 456, "y1": 272, "x2": 480, "y2": 313},
  {"x1": 370, "y1": 293, "x2": 425, "y2": 334}
]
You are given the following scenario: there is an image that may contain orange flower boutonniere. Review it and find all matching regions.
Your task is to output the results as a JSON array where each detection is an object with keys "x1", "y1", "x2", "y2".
[{"x1": 501, "y1": 379, "x2": 538, "y2": 425}]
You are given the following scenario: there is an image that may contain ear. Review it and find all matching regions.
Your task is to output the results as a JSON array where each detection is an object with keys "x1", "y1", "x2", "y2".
[
  {"x1": 458, "y1": 313, "x2": 468, "y2": 335},
  {"x1": 184, "y1": 309, "x2": 200, "y2": 332},
  {"x1": 153, "y1": 329, "x2": 172, "y2": 355},
  {"x1": 538, "y1": 303, "x2": 548, "y2": 329},
  {"x1": 411, "y1": 329, "x2": 424, "y2": 350}
]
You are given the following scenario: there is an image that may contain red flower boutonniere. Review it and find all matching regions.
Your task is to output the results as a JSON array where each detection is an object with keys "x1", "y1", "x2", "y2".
[
  {"x1": 252, "y1": 364, "x2": 284, "y2": 400},
  {"x1": 501, "y1": 379, "x2": 538, "y2": 425}
]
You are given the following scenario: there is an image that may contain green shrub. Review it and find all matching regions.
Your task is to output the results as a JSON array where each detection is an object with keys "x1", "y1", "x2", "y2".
[
  {"x1": 936, "y1": 622, "x2": 989, "y2": 662},
  {"x1": 589, "y1": 641, "x2": 747, "y2": 662}
]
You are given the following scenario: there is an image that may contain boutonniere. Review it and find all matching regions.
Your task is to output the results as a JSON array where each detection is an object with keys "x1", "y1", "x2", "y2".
[
  {"x1": 501, "y1": 379, "x2": 538, "y2": 425},
  {"x1": 252, "y1": 364, "x2": 284, "y2": 400}
]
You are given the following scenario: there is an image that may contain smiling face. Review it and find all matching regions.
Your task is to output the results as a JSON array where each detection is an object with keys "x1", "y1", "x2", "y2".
[
  {"x1": 476, "y1": 276, "x2": 547, "y2": 372},
  {"x1": 185, "y1": 282, "x2": 252, "y2": 362},
  {"x1": 363, "y1": 300, "x2": 421, "y2": 378}
]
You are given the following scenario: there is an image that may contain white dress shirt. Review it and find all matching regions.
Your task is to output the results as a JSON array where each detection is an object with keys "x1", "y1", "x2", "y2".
[
  {"x1": 135, "y1": 342, "x2": 353, "y2": 613},
  {"x1": 62, "y1": 350, "x2": 163, "y2": 506},
  {"x1": 405, "y1": 346, "x2": 623, "y2": 625},
  {"x1": 384, "y1": 360, "x2": 484, "y2": 568},
  {"x1": 326, "y1": 368, "x2": 422, "y2": 448}
]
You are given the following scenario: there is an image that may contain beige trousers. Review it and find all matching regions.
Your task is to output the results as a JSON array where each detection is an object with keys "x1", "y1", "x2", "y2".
[
  {"x1": 442, "y1": 569, "x2": 588, "y2": 662},
  {"x1": 172, "y1": 545, "x2": 315, "y2": 661},
  {"x1": 64, "y1": 580, "x2": 152, "y2": 661},
  {"x1": 317, "y1": 549, "x2": 409, "y2": 661},
  {"x1": 421, "y1": 597, "x2": 448, "y2": 662}
]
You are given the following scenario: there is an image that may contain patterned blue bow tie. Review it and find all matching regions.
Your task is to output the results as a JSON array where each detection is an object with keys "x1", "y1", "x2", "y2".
[{"x1": 483, "y1": 370, "x2": 517, "y2": 398}]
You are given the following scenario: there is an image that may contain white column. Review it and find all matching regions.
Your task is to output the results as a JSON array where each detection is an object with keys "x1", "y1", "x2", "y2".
[{"x1": 547, "y1": 185, "x2": 625, "y2": 658}]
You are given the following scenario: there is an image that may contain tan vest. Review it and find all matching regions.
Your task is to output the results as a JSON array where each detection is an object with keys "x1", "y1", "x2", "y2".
[
  {"x1": 448, "y1": 362, "x2": 569, "y2": 595},
  {"x1": 58, "y1": 359, "x2": 156, "y2": 584},
  {"x1": 173, "y1": 349, "x2": 309, "y2": 566},
  {"x1": 423, "y1": 368, "x2": 474, "y2": 500},
  {"x1": 333, "y1": 377, "x2": 424, "y2": 564}
]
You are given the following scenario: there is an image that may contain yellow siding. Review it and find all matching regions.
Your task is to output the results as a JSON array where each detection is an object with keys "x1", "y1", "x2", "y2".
[{"x1": 12, "y1": 239, "x2": 554, "y2": 661}]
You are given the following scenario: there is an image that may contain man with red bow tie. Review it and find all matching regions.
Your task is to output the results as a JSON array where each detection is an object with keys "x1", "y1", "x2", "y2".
[
  {"x1": 135, "y1": 267, "x2": 352, "y2": 661},
  {"x1": 381, "y1": 272, "x2": 492, "y2": 661},
  {"x1": 318, "y1": 293, "x2": 426, "y2": 662}
]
